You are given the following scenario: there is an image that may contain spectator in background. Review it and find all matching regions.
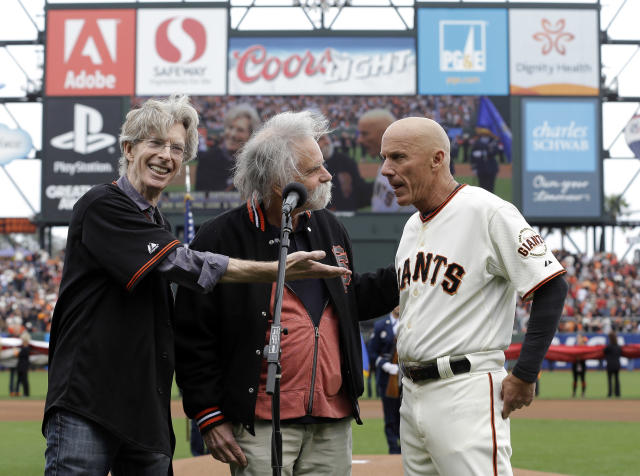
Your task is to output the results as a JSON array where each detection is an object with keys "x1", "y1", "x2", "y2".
[
  {"x1": 604, "y1": 331, "x2": 622, "y2": 397},
  {"x1": 196, "y1": 104, "x2": 261, "y2": 191},
  {"x1": 319, "y1": 133, "x2": 372, "y2": 211},
  {"x1": 357, "y1": 109, "x2": 415, "y2": 213},
  {"x1": 470, "y1": 135, "x2": 499, "y2": 194},
  {"x1": 572, "y1": 333, "x2": 588, "y2": 398},
  {"x1": 368, "y1": 305, "x2": 401, "y2": 454},
  {"x1": 15, "y1": 331, "x2": 31, "y2": 397}
]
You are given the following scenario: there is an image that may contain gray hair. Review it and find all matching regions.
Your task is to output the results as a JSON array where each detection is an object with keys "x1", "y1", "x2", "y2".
[
  {"x1": 118, "y1": 94, "x2": 200, "y2": 176},
  {"x1": 224, "y1": 104, "x2": 262, "y2": 134},
  {"x1": 233, "y1": 110, "x2": 329, "y2": 207}
]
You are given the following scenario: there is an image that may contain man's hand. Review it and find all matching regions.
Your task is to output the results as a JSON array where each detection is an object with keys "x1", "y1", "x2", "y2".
[
  {"x1": 202, "y1": 422, "x2": 247, "y2": 467},
  {"x1": 285, "y1": 250, "x2": 351, "y2": 280},
  {"x1": 500, "y1": 373, "x2": 536, "y2": 419}
]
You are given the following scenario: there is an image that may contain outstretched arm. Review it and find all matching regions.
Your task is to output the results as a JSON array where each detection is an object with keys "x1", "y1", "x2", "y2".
[
  {"x1": 160, "y1": 248, "x2": 350, "y2": 292},
  {"x1": 221, "y1": 250, "x2": 351, "y2": 283}
]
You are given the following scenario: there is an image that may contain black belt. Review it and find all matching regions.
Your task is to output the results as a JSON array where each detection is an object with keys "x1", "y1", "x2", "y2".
[{"x1": 401, "y1": 357, "x2": 471, "y2": 383}]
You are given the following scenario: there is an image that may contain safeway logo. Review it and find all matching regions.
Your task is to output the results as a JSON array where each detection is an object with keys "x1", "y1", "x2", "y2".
[
  {"x1": 135, "y1": 8, "x2": 226, "y2": 95},
  {"x1": 50, "y1": 104, "x2": 116, "y2": 155},
  {"x1": 155, "y1": 17, "x2": 207, "y2": 63},
  {"x1": 46, "y1": 9, "x2": 135, "y2": 96},
  {"x1": 532, "y1": 18, "x2": 575, "y2": 56}
]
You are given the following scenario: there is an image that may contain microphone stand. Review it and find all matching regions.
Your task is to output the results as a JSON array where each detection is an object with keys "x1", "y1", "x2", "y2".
[{"x1": 265, "y1": 206, "x2": 293, "y2": 476}]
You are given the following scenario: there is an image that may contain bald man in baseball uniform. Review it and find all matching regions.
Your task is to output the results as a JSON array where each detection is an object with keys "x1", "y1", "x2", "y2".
[{"x1": 380, "y1": 117, "x2": 568, "y2": 475}]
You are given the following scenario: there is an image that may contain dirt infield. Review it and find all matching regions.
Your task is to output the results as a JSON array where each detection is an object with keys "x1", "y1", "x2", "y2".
[
  {"x1": 2, "y1": 398, "x2": 638, "y2": 422},
  {"x1": 171, "y1": 454, "x2": 569, "y2": 476},
  {"x1": 4, "y1": 398, "x2": 636, "y2": 476}
]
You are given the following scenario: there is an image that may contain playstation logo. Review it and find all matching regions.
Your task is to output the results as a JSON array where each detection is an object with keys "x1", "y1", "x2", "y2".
[{"x1": 50, "y1": 104, "x2": 116, "y2": 155}]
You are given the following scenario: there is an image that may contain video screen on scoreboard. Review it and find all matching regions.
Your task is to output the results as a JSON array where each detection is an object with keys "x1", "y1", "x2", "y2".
[{"x1": 147, "y1": 94, "x2": 513, "y2": 215}]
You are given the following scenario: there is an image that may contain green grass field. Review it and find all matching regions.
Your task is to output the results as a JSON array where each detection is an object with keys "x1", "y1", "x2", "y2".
[
  {"x1": 6, "y1": 368, "x2": 637, "y2": 401},
  {"x1": 1, "y1": 370, "x2": 638, "y2": 475}
]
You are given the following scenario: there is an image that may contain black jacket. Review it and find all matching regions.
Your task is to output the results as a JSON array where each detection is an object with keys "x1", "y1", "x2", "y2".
[
  {"x1": 175, "y1": 200, "x2": 398, "y2": 434},
  {"x1": 17, "y1": 345, "x2": 30, "y2": 373},
  {"x1": 604, "y1": 343, "x2": 622, "y2": 371},
  {"x1": 44, "y1": 184, "x2": 180, "y2": 456}
]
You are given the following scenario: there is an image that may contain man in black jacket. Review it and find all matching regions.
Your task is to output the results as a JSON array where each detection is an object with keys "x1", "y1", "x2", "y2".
[{"x1": 175, "y1": 110, "x2": 399, "y2": 475}]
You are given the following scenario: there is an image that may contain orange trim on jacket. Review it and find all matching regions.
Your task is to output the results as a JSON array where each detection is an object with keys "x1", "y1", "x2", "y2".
[{"x1": 126, "y1": 240, "x2": 180, "y2": 291}]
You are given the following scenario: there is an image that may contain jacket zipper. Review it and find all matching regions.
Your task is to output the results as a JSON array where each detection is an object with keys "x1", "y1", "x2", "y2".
[
  {"x1": 307, "y1": 300, "x2": 329, "y2": 414},
  {"x1": 284, "y1": 284, "x2": 329, "y2": 415},
  {"x1": 308, "y1": 326, "x2": 320, "y2": 414}
]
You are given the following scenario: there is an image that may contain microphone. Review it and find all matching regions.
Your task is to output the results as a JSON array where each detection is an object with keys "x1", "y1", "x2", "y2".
[{"x1": 281, "y1": 182, "x2": 308, "y2": 215}]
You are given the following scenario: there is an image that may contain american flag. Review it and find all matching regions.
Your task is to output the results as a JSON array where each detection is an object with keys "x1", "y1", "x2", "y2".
[
  {"x1": 184, "y1": 193, "x2": 195, "y2": 245},
  {"x1": 184, "y1": 165, "x2": 196, "y2": 246}
]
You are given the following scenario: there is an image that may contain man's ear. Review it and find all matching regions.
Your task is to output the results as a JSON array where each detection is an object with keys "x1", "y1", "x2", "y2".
[
  {"x1": 123, "y1": 142, "x2": 134, "y2": 162},
  {"x1": 432, "y1": 149, "x2": 445, "y2": 168}
]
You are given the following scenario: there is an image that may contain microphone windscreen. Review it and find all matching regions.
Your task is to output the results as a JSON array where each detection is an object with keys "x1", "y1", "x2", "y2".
[{"x1": 282, "y1": 182, "x2": 308, "y2": 205}]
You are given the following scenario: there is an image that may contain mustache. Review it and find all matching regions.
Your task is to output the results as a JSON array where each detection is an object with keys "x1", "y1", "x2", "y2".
[{"x1": 306, "y1": 182, "x2": 332, "y2": 210}]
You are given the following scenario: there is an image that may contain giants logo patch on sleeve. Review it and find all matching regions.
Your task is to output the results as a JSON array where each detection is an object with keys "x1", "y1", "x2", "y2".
[
  {"x1": 332, "y1": 245, "x2": 352, "y2": 293},
  {"x1": 517, "y1": 228, "x2": 547, "y2": 257}
]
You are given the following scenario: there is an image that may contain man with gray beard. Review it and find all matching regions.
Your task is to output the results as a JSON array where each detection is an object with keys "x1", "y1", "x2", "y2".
[{"x1": 174, "y1": 111, "x2": 399, "y2": 475}]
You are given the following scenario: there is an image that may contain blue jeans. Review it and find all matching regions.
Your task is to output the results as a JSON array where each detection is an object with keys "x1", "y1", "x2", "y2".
[{"x1": 44, "y1": 409, "x2": 171, "y2": 476}]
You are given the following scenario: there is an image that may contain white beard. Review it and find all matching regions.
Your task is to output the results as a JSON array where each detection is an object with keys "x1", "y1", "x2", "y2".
[{"x1": 306, "y1": 181, "x2": 332, "y2": 210}]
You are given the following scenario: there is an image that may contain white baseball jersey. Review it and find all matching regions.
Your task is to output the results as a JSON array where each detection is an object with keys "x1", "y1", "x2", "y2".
[
  {"x1": 371, "y1": 166, "x2": 416, "y2": 213},
  {"x1": 395, "y1": 184, "x2": 565, "y2": 363}
]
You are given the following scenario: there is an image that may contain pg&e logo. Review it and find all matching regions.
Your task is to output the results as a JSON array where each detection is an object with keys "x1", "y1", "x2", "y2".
[
  {"x1": 46, "y1": 10, "x2": 135, "y2": 96},
  {"x1": 439, "y1": 20, "x2": 487, "y2": 72}
]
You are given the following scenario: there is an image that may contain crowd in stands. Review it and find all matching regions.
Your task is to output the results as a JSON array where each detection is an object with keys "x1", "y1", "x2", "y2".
[
  {"x1": 0, "y1": 247, "x2": 638, "y2": 339},
  {"x1": 190, "y1": 95, "x2": 477, "y2": 144},
  {"x1": 0, "y1": 251, "x2": 62, "y2": 340},
  {"x1": 515, "y1": 250, "x2": 640, "y2": 334}
]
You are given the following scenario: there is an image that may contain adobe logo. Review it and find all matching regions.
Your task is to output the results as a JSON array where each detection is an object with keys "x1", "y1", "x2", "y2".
[
  {"x1": 64, "y1": 18, "x2": 118, "y2": 64},
  {"x1": 46, "y1": 9, "x2": 135, "y2": 96},
  {"x1": 155, "y1": 17, "x2": 207, "y2": 63}
]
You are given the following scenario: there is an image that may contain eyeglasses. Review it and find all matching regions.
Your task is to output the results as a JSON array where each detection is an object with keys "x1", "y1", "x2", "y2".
[{"x1": 139, "y1": 138, "x2": 185, "y2": 159}]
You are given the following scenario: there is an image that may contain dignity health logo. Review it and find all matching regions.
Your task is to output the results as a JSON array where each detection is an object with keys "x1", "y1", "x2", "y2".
[
  {"x1": 532, "y1": 18, "x2": 575, "y2": 56},
  {"x1": 439, "y1": 20, "x2": 486, "y2": 72}
]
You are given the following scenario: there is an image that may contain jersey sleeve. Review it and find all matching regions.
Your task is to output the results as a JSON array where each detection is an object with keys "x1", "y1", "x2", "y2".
[
  {"x1": 488, "y1": 203, "x2": 565, "y2": 300},
  {"x1": 81, "y1": 192, "x2": 181, "y2": 292}
]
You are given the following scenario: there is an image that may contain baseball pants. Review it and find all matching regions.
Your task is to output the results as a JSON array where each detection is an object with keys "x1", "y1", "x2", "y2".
[{"x1": 400, "y1": 368, "x2": 512, "y2": 476}]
